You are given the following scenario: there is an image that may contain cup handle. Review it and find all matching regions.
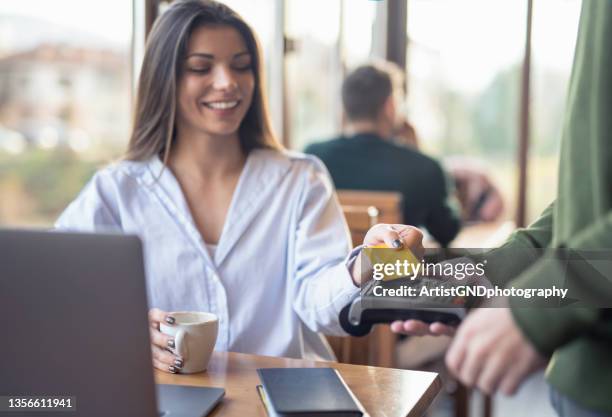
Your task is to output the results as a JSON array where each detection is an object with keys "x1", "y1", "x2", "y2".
[{"x1": 174, "y1": 329, "x2": 188, "y2": 359}]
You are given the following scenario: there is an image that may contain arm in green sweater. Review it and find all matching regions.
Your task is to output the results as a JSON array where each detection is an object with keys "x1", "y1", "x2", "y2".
[
  {"x1": 508, "y1": 207, "x2": 612, "y2": 355},
  {"x1": 474, "y1": 202, "x2": 555, "y2": 287},
  {"x1": 473, "y1": 202, "x2": 610, "y2": 355}
]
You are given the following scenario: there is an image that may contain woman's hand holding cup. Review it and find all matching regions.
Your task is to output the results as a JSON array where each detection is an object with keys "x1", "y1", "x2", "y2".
[{"x1": 148, "y1": 308, "x2": 184, "y2": 374}]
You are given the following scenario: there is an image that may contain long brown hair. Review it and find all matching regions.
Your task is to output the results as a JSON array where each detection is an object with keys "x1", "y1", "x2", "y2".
[{"x1": 125, "y1": 0, "x2": 281, "y2": 163}]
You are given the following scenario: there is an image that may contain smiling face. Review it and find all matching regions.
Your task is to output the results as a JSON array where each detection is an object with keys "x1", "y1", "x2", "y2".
[{"x1": 176, "y1": 24, "x2": 255, "y2": 141}]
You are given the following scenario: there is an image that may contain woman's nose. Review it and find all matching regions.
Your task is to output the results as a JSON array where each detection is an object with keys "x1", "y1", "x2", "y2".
[{"x1": 212, "y1": 66, "x2": 238, "y2": 91}]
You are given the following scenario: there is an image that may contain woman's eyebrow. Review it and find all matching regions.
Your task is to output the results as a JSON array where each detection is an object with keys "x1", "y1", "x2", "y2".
[
  {"x1": 186, "y1": 51, "x2": 250, "y2": 59},
  {"x1": 186, "y1": 53, "x2": 214, "y2": 59}
]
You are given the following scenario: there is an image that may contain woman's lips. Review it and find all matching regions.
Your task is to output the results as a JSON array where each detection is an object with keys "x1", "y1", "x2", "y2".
[
  {"x1": 201, "y1": 100, "x2": 241, "y2": 118},
  {"x1": 202, "y1": 100, "x2": 240, "y2": 110}
]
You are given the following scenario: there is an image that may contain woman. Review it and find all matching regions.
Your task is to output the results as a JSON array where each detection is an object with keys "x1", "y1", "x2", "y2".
[{"x1": 56, "y1": 0, "x2": 421, "y2": 373}]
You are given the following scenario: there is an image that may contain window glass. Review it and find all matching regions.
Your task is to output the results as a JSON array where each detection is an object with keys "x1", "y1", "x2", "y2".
[
  {"x1": 528, "y1": 0, "x2": 581, "y2": 222},
  {"x1": 0, "y1": 0, "x2": 132, "y2": 225},
  {"x1": 406, "y1": 0, "x2": 527, "y2": 220},
  {"x1": 285, "y1": 0, "x2": 342, "y2": 150},
  {"x1": 341, "y1": 0, "x2": 378, "y2": 69},
  {"x1": 221, "y1": 0, "x2": 275, "y2": 54},
  {"x1": 218, "y1": 0, "x2": 279, "y2": 132},
  {"x1": 286, "y1": 0, "x2": 378, "y2": 150}
]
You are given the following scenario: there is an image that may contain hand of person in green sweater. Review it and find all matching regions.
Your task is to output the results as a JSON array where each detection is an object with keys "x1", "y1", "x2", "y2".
[
  {"x1": 445, "y1": 303, "x2": 547, "y2": 395},
  {"x1": 391, "y1": 304, "x2": 548, "y2": 395},
  {"x1": 390, "y1": 318, "x2": 456, "y2": 336}
]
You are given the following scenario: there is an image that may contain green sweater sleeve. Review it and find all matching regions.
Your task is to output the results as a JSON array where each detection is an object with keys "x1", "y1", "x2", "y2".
[
  {"x1": 506, "y1": 202, "x2": 555, "y2": 249},
  {"x1": 475, "y1": 202, "x2": 555, "y2": 287},
  {"x1": 509, "y1": 210, "x2": 612, "y2": 355}
]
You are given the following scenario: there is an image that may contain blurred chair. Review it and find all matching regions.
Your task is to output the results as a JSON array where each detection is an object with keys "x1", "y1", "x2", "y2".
[
  {"x1": 326, "y1": 190, "x2": 403, "y2": 368},
  {"x1": 341, "y1": 204, "x2": 379, "y2": 249},
  {"x1": 337, "y1": 190, "x2": 403, "y2": 224},
  {"x1": 326, "y1": 204, "x2": 377, "y2": 365}
]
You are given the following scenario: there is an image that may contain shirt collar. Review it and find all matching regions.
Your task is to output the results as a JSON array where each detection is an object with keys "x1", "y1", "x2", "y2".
[{"x1": 141, "y1": 149, "x2": 292, "y2": 267}]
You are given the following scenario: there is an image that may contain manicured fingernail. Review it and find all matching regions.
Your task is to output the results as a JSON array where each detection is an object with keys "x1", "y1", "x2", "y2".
[
  {"x1": 392, "y1": 239, "x2": 403, "y2": 248},
  {"x1": 168, "y1": 365, "x2": 178, "y2": 374},
  {"x1": 167, "y1": 339, "x2": 175, "y2": 349},
  {"x1": 174, "y1": 358, "x2": 183, "y2": 368},
  {"x1": 165, "y1": 316, "x2": 175, "y2": 325}
]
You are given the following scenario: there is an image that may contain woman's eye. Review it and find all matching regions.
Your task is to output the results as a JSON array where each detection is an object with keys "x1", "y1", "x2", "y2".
[
  {"x1": 188, "y1": 68, "x2": 210, "y2": 74},
  {"x1": 233, "y1": 64, "x2": 252, "y2": 72}
]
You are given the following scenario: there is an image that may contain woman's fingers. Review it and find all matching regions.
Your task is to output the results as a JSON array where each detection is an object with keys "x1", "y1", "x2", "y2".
[
  {"x1": 148, "y1": 308, "x2": 175, "y2": 329},
  {"x1": 383, "y1": 224, "x2": 423, "y2": 250},
  {"x1": 151, "y1": 339, "x2": 183, "y2": 374},
  {"x1": 152, "y1": 344, "x2": 181, "y2": 366},
  {"x1": 383, "y1": 225, "x2": 405, "y2": 249},
  {"x1": 148, "y1": 308, "x2": 181, "y2": 373},
  {"x1": 363, "y1": 224, "x2": 396, "y2": 248},
  {"x1": 396, "y1": 225, "x2": 424, "y2": 249},
  {"x1": 396, "y1": 225, "x2": 425, "y2": 259},
  {"x1": 364, "y1": 224, "x2": 424, "y2": 251},
  {"x1": 152, "y1": 353, "x2": 183, "y2": 374},
  {"x1": 150, "y1": 327, "x2": 176, "y2": 350}
]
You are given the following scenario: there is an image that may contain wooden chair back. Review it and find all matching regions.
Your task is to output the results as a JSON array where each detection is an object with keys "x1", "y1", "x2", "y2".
[
  {"x1": 337, "y1": 190, "x2": 403, "y2": 224},
  {"x1": 326, "y1": 191, "x2": 403, "y2": 368},
  {"x1": 342, "y1": 204, "x2": 379, "y2": 246}
]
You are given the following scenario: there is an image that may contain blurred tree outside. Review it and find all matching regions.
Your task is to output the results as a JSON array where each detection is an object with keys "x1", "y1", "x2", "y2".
[
  {"x1": 0, "y1": 148, "x2": 114, "y2": 225},
  {"x1": 471, "y1": 66, "x2": 521, "y2": 157}
]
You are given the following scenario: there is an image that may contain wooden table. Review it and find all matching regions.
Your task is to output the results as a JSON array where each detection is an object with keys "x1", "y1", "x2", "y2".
[{"x1": 156, "y1": 351, "x2": 442, "y2": 417}]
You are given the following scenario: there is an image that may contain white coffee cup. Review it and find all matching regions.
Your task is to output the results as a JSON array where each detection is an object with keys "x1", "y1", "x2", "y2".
[{"x1": 159, "y1": 311, "x2": 218, "y2": 374}]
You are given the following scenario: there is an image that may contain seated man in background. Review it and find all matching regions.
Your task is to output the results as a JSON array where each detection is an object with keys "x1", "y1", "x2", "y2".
[{"x1": 306, "y1": 63, "x2": 461, "y2": 246}]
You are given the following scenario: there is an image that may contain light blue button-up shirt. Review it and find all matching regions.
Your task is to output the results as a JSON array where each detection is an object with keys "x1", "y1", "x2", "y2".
[{"x1": 56, "y1": 149, "x2": 360, "y2": 360}]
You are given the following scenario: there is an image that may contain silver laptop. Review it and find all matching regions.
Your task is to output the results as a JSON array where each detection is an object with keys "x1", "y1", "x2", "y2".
[{"x1": 0, "y1": 229, "x2": 224, "y2": 417}]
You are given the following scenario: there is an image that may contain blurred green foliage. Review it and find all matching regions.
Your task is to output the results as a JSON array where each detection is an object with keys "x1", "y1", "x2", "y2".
[{"x1": 0, "y1": 148, "x2": 109, "y2": 225}]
